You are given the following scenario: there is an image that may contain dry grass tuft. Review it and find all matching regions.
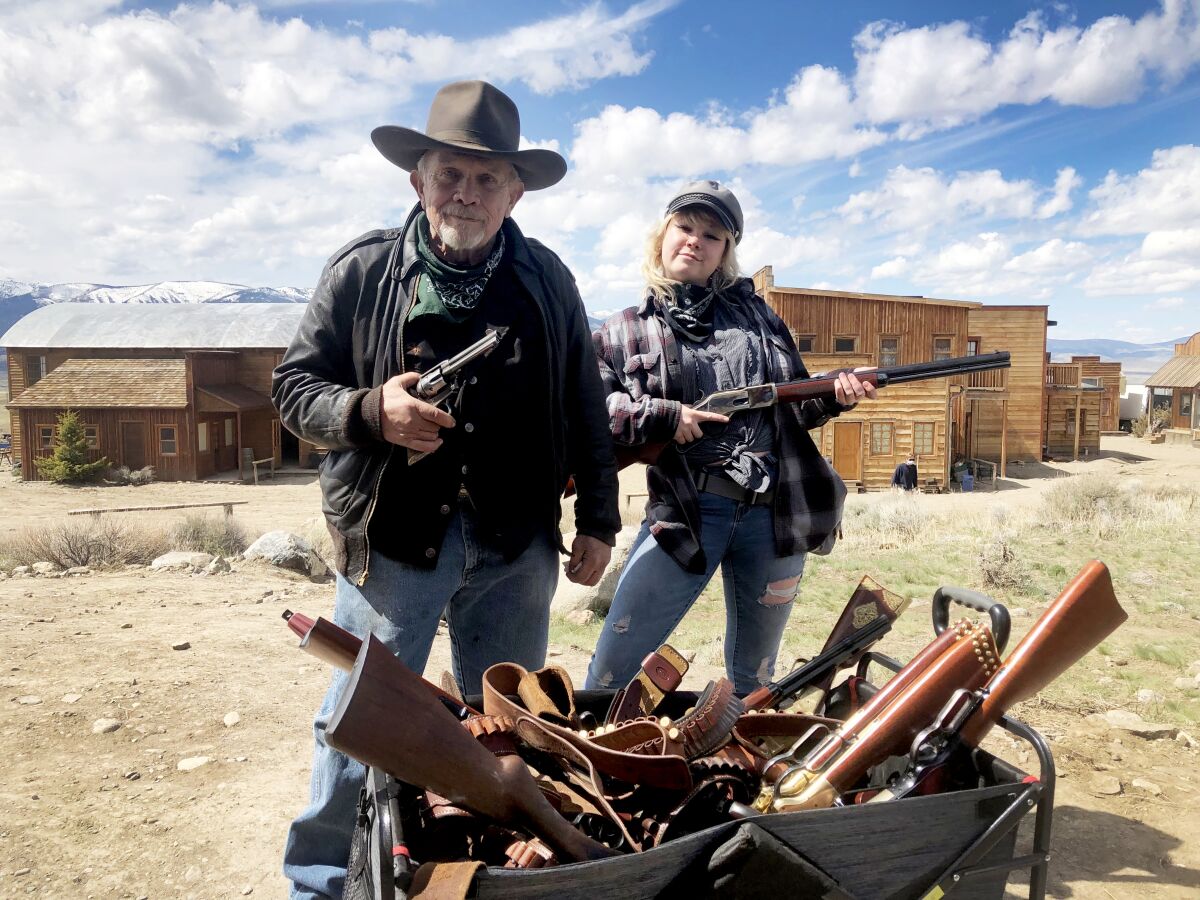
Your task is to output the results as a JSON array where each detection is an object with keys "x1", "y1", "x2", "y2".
[
  {"x1": 1039, "y1": 474, "x2": 1199, "y2": 537},
  {"x1": 0, "y1": 517, "x2": 170, "y2": 570},
  {"x1": 169, "y1": 513, "x2": 248, "y2": 558},
  {"x1": 978, "y1": 537, "x2": 1031, "y2": 591},
  {"x1": 842, "y1": 496, "x2": 936, "y2": 547}
]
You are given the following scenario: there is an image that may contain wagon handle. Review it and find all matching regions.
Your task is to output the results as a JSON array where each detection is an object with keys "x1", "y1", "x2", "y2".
[{"x1": 932, "y1": 585, "x2": 1010, "y2": 653}]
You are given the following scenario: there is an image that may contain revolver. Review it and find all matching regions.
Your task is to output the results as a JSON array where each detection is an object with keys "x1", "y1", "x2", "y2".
[{"x1": 407, "y1": 327, "x2": 505, "y2": 465}]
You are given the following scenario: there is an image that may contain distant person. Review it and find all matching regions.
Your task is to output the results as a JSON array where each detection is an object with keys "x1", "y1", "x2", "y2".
[
  {"x1": 272, "y1": 80, "x2": 619, "y2": 900},
  {"x1": 892, "y1": 455, "x2": 918, "y2": 491},
  {"x1": 585, "y1": 180, "x2": 874, "y2": 696}
]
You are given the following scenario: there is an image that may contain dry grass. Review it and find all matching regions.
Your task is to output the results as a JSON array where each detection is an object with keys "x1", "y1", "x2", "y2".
[
  {"x1": 169, "y1": 513, "x2": 248, "y2": 558},
  {"x1": 0, "y1": 517, "x2": 171, "y2": 570}
]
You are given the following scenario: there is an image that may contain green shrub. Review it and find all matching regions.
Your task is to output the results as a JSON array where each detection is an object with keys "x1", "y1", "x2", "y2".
[
  {"x1": 0, "y1": 518, "x2": 170, "y2": 569},
  {"x1": 169, "y1": 513, "x2": 248, "y2": 557},
  {"x1": 33, "y1": 411, "x2": 109, "y2": 483}
]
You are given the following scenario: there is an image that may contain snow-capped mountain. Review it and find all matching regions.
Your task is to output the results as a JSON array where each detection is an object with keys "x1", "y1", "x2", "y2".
[{"x1": 0, "y1": 278, "x2": 312, "y2": 342}]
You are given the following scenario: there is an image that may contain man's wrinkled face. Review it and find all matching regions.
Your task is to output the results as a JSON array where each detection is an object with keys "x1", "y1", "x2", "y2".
[{"x1": 412, "y1": 150, "x2": 524, "y2": 254}]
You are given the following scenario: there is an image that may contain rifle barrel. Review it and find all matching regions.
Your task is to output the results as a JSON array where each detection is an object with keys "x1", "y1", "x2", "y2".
[{"x1": 877, "y1": 351, "x2": 1010, "y2": 386}]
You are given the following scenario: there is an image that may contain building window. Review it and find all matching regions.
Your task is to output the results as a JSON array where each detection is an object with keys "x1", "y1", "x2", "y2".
[
  {"x1": 83, "y1": 425, "x2": 99, "y2": 450},
  {"x1": 834, "y1": 336, "x2": 857, "y2": 353},
  {"x1": 932, "y1": 337, "x2": 953, "y2": 360},
  {"x1": 224, "y1": 418, "x2": 235, "y2": 446},
  {"x1": 966, "y1": 337, "x2": 980, "y2": 356},
  {"x1": 914, "y1": 422, "x2": 935, "y2": 456},
  {"x1": 1181, "y1": 393, "x2": 1193, "y2": 418},
  {"x1": 1151, "y1": 388, "x2": 1172, "y2": 411},
  {"x1": 26, "y1": 355, "x2": 47, "y2": 386},
  {"x1": 39, "y1": 426, "x2": 54, "y2": 449},
  {"x1": 159, "y1": 426, "x2": 178, "y2": 456},
  {"x1": 879, "y1": 337, "x2": 899, "y2": 367},
  {"x1": 198, "y1": 424, "x2": 209, "y2": 452},
  {"x1": 793, "y1": 334, "x2": 815, "y2": 353},
  {"x1": 870, "y1": 422, "x2": 894, "y2": 456}
]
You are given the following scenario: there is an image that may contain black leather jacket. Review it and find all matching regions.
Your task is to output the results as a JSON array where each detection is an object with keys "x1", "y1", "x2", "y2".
[{"x1": 272, "y1": 205, "x2": 620, "y2": 584}]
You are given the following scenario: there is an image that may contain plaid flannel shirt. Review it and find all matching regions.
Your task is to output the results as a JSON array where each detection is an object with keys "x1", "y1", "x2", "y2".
[{"x1": 593, "y1": 278, "x2": 848, "y2": 573}]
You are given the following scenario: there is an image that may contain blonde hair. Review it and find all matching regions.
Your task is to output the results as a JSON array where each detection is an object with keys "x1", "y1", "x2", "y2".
[{"x1": 642, "y1": 208, "x2": 740, "y2": 304}]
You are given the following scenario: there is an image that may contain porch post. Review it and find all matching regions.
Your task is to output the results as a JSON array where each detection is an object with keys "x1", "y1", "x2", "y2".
[
  {"x1": 1073, "y1": 392, "x2": 1082, "y2": 461},
  {"x1": 1000, "y1": 397, "x2": 1008, "y2": 478}
]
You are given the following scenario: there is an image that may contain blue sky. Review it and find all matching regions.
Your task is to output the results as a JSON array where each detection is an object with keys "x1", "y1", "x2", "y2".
[{"x1": 1, "y1": 1, "x2": 1198, "y2": 340}]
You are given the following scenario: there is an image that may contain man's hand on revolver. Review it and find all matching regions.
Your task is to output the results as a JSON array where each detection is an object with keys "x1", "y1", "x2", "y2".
[
  {"x1": 564, "y1": 534, "x2": 611, "y2": 586},
  {"x1": 380, "y1": 372, "x2": 457, "y2": 452}
]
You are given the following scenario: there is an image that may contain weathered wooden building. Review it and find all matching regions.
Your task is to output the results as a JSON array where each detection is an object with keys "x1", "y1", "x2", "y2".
[
  {"x1": 2, "y1": 304, "x2": 309, "y2": 480},
  {"x1": 1043, "y1": 360, "x2": 1103, "y2": 459},
  {"x1": 1145, "y1": 331, "x2": 1200, "y2": 439},
  {"x1": 1069, "y1": 355, "x2": 1122, "y2": 433},
  {"x1": 752, "y1": 267, "x2": 1067, "y2": 490}
]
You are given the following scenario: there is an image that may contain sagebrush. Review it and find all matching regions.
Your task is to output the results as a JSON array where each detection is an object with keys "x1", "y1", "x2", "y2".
[
  {"x1": 169, "y1": 513, "x2": 248, "y2": 557},
  {"x1": 0, "y1": 518, "x2": 170, "y2": 570}
]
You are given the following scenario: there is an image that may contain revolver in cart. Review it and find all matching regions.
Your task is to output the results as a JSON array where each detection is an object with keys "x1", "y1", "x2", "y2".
[{"x1": 408, "y1": 327, "x2": 506, "y2": 465}]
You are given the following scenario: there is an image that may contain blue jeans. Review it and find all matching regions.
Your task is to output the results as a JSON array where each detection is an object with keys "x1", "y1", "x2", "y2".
[
  {"x1": 283, "y1": 503, "x2": 559, "y2": 899},
  {"x1": 586, "y1": 492, "x2": 805, "y2": 696}
]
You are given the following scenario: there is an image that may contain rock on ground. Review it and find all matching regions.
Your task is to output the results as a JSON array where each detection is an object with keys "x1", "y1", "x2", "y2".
[{"x1": 243, "y1": 531, "x2": 328, "y2": 579}]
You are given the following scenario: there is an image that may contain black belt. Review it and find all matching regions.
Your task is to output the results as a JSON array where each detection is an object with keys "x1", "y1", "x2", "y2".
[{"x1": 693, "y1": 468, "x2": 774, "y2": 506}]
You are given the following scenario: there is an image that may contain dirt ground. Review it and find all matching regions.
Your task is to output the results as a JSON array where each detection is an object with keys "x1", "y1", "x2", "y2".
[{"x1": 1, "y1": 436, "x2": 1199, "y2": 898}]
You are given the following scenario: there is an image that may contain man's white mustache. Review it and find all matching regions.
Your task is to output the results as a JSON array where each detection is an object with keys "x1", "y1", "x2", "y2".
[{"x1": 440, "y1": 205, "x2": 485, "y2": 222}]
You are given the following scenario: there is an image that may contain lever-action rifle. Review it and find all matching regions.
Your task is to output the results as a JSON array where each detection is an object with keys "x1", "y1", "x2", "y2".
[
  {"x1": 565, "y1": 351, "x2": 1009, "y2": 495},
  {"x1": 746, "y1": 620, "x2": 1000, "y2": 813},
  {"x1": 873, "y1": 559, "x2": 1126, "y2": 802},
  {"x1": 743, "y1": 575, "x2": 910, "y2": 711}
]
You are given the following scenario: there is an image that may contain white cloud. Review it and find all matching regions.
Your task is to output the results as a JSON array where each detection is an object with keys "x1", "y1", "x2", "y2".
[
  {"x1": 570, "y1": 66, "x2": 884, "y2": 179},
  {"x1": 1003, "y1": 238, "x2": 1093, "y2": 274},
  {"x1": 852, "y1": 3, "x2": 1200, "y2": 130},
  {"x1": 1036, "y1": 167, "x2": 1082, "y2": 218},
  {"x1": 1141, "y1": 228, "x2": 1200, "y2": 260},
  {"x1": 1083, "y1": 251, "x2": 1200, "y2": 295},
  {"x1": 1080, "y1": 144, "x2": 1200, "y2": 235},
  {"x1": 871, "y1": 256, "x2": 910, "y2": 279},
  {"x1": 838, "y1": 165, "x2": 1041, "y2": 232},
  {"x1": 1148, "y1": 296, "x2": 1186, "y2": 308}
]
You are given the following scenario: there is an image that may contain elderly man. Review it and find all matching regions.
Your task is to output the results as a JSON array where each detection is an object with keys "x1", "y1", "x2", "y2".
[{"x1": 273, "y1": 80, "x2": 619, "y2": 899}]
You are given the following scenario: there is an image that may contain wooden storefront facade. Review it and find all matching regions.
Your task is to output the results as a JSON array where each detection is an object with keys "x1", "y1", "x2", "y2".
[
  {"x1": 750, "y1": 267, "x2": 1102, "y2": 488},
  {"x1": 752, "y1": 268, "x2": 1026, "y2": 491}
]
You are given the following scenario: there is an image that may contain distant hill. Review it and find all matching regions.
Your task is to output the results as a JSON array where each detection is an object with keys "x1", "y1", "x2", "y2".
[
  {"x1": 0, "y1": 278, "x2": 311, "y2": 342},
  {"x1": 1046, "y1": 336, "x2": 1188, "y2": 381}
]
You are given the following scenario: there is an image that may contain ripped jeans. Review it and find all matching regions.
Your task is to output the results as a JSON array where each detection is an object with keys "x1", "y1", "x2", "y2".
[{"x1": 585, "y1": 491, "x2": 805, "y2": 695}]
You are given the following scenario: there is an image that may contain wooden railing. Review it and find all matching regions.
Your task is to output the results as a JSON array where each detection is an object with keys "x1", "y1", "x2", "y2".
[
  {"x1": 956, "y1": 369, "x2": 1008, "y2": 390},
  {"x1": 1046, "y1": 363, "x2": 1081, "y2": 387}
]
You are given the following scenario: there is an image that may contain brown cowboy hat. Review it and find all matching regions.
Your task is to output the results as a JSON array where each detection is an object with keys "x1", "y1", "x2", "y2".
[{"x1": 372, "y1": 80, "x2": 567, "y2": 191}]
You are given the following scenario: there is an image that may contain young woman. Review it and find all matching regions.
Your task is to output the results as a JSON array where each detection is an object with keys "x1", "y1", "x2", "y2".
[{"x1": 585, "y1": 181, "x2": 874, "y2": 695}]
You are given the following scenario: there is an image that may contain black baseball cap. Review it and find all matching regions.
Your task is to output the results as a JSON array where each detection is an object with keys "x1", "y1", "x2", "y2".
[{"x1": 665, "y1": 180, "x2": 744, "y2": 244}]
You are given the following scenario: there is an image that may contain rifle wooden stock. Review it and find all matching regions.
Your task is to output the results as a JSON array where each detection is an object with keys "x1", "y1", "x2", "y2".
[
  {"x1": 744, "y1": 575, "x2": 910, "y2": 710},
  {"x1": 760, "y1": 621, "x2": 998, "y2": 812},
  {"x1": 282, "y1": 609, "x2": 480, "y2": 717},
  {"x1": 959, "y1": 559, "x2": 1125, "y2": 747},
  {"x1": 326, "y1": 635, "x2": 617, "y2": 862}
]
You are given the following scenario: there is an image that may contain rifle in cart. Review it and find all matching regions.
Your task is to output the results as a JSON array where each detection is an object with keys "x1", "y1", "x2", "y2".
[
  {"x1": 743, "y1": 575, "x2": 911, "y2": 711},
  {"x1": 871, "y1": 560, "x2": 1126, "y2": 802},
  {"x1": 564, "y1": 351, "x2": 1009, "y2": 495}
]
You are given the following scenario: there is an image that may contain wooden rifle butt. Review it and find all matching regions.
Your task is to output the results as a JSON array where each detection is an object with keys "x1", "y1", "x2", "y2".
[
  {"x1": 960, "y1": 559, "x2": 1126, "y2": 747},
  {"x1": 326, "y1": 635, "x2": 616, "y2": 862}
]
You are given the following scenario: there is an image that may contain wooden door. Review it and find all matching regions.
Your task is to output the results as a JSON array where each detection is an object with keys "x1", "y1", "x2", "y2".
[
  {"x1": 832, "y1": 421, "x2": 862, "y2": 482},
  {"x1": 120, "y1": 422, "x2": 146, "y2": 469}
]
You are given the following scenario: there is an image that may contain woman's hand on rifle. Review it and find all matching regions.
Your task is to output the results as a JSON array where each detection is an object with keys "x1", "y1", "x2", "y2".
[
  {"x1": 673, "y1": 405, "x2": 730, "y2": 443},
  {"x1": 833, "y1": 368, "x2": 878, "y2": 407}
]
